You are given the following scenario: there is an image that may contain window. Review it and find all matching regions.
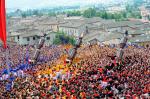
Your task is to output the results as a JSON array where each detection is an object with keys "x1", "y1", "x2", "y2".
[
  {"x1": 17, "y1": 36, "x2": 20, "y2": 39},
  {"x1": 47, "y1": 37, "x2": 50, "y2": 40},
  {"x1": 33, "y1": 37, "x2": 36, "y2": 40},
  {"x1": 37, "y1": 36, "x2": 40, "y2": 39},
  {"x1": 27, "y1": 37, "x2": 30, "y2": 41}
]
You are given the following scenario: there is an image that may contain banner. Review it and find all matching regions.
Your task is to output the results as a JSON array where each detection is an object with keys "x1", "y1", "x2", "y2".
[{"x1": 0, "y1": 0, "x2": 7, "y2": 48}]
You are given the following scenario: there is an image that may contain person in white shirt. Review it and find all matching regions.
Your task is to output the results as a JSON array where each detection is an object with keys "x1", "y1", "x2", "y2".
[{"x1": 0, "y1": 76, "x2": 2, "y2": 81}]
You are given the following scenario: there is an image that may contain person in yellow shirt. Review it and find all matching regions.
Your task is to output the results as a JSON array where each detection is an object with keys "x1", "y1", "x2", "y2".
[
  {"x1": 59, "y1": 85, "x2": 62, "y2": 94},
  {"x1": 71, "y1": 94, "x2": 77, "y2": 99},
  {"x1": 80, "y1": 91, "x2": 86, "y2": 99},
  {"x1": 62, "y1": 95, "x2": 66, "y2": 99}
]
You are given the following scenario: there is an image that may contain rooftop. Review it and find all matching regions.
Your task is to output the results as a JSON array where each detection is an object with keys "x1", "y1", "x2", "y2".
[{"x1": 129, "y1": 34, "x2": 150, "y2": 43}]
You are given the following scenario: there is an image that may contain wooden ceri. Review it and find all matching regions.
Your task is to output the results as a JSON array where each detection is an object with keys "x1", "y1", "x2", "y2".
[
  {"x1": 29, "y1": 34, "x2": 47, "y2": 64},
  {"x1": 117, "y1": 30, "x2": 128, "y2": 60},
  {"x1": 66, "y1": 33, "x2": 84, "y2": 65}
]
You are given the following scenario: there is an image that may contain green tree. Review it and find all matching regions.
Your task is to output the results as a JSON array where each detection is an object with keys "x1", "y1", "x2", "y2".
[
  {"x1": 126, "y1": 4, "x2": 133, "y2": 13},
  {"x1": 131, "y1": 11, "x2": 142, "y2": 19},
  {"x1": 96, "y1": 11, "x2": 102, "y2": 17},
  {"x1": 53, "y1": 31, "x2": 76, "y2": 45},
  {"x1": 83, "y1": 8, "x2": 96, "y2": 18},
  {"x1": 113, "y1": 13, "x2": 123, "y2": 21},
  {"x1": 107, "y1": 13, "x2": 114, "y2": 19},
  {"x1": 21, "y1": 13, "x2": 27, "y2": 18},
  {"x1": 48, "y1": 12, "x2": 56, "y2": 16},
  {"x1": 67, "y1": 10, "x2": 81, "y2": 16},
  {"x1": 102, "y1": 11, "x2": 107, "y2": 19},
  {"x1": 33, "y1": 10, "x2": 39, "y2": 15},
  {"x1": 33, "y1": 10, "x2": 43, "y2": 16},
  {"x1": 121, "y1": 11, "x2": 127, "y2": 18}
]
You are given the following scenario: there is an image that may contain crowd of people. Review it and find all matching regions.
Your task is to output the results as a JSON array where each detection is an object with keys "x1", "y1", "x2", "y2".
[
  {"x1": 0, "y1": 44, "x2": 149, "y2": 98},
  {"x1": 0, "y1": 44, "x2": 63, "y2": 79}
]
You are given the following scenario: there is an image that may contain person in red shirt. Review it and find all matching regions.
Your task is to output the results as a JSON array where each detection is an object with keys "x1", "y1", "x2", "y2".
[
  {"x1": 66, "y1": 91, "x2": 71, "y2": 98},
  {"x1": 98, "y1": 67, "x2": 103, "y2": 73}
]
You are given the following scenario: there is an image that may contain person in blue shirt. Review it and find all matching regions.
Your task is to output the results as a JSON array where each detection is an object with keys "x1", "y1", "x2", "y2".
[
  {"x1": 2, "y1": 69, "x2": 8, "y2": 75},
  {"x1": 6, "y1": 82, "x2": 12, "y2": 91}
]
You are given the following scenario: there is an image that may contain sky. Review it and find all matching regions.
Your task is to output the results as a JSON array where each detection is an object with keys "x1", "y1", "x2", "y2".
[{"x1": 6, "y1": 0, "x2": 112, "y2": 9}]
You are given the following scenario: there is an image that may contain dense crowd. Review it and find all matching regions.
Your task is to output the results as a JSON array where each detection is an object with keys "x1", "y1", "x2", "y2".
[
  {"x1": 0, "y1": 44, "x2": 149, "y2": 98},
  {"x1": 0, "y1": 45, "x2": 63, "y2": 79}
]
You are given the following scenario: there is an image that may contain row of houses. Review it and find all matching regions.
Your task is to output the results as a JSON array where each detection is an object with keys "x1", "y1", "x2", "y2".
[
  {"x1": 83, "y1": 21, "x2": 150, "y2": 47},
  {"x1": 7, "y1": 16, "x2": 108, "y2": 45},
  {"x1": 8, "y1": 30, "x2": 56, "y2": 46},
  {"x1": 7, "y1": 16, "x2": 62, "y2": 45},
  {"x1": 6, "y1": 16, "x2": 150, "y2": 47}
]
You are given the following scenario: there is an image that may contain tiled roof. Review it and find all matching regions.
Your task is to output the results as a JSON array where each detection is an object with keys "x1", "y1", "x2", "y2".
[{"x1": 128, "y1": 34, "x2": 150, "y2": 43}]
